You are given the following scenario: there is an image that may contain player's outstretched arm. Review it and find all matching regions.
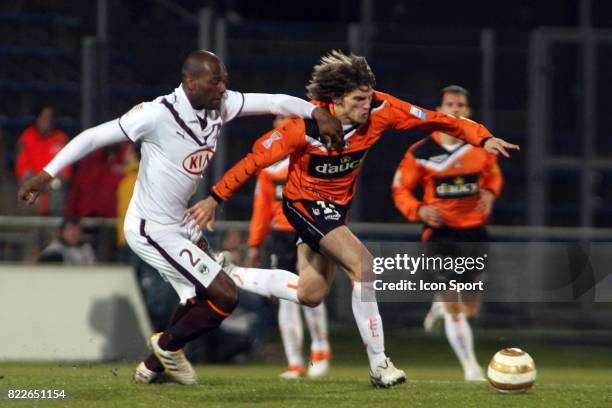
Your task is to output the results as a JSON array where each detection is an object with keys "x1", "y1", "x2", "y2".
[
  {"x1": 240, "y1": 93, "x2": 343, "y2": 150},
  {"x1": 17, "y1": 120, "x2": 128, "y2": 205},
  {"x1": 380, "y1": 92, "x2": 520, "y2": 156}
]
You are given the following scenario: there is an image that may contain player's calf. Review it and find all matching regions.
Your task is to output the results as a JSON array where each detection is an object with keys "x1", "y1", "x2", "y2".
[{"x1": 216, "y1": 251, "x2": 300, "y2": 303}]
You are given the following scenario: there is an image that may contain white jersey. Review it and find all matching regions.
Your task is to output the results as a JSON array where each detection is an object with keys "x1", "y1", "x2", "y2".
[
  {"x1": 119, "y1": 85, "x2": 243, "y2": 224},
  {"x1": 43, "y1": 83, "x2": 317, "y2": 227}
]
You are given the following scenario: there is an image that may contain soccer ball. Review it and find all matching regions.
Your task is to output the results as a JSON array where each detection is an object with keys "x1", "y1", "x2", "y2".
[{"x1": 487, "y1": 348, "x2": 537, "y2": 393}]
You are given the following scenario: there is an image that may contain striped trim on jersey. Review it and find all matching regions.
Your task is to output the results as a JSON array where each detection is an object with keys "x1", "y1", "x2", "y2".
[{"x1": 160, "y1": 98, "x2": 207, "y2": 146}]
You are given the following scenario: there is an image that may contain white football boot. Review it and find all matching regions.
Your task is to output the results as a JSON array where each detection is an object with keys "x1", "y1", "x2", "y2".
[
  {"x1": 370, "y1": 358, "x2": 407, "y2": 388},
  {"x1": 214, "y1": 250, "x2": 236, "y2": 273},
  {"x1": 279, "y1": 365, "x2": 305, "y2": 380},
  {"x1": 307, "y1": 351, "x2": 331, "y2": 379},
  {"x1": 132, "y1": 362, "x2": 159, "y2": 384},
  {"x1": 149, "y1": 333, "x2": 197, "y2": 385},
  {"x1": 464, "y1": 364, "x2": 486, "y2": 382}
]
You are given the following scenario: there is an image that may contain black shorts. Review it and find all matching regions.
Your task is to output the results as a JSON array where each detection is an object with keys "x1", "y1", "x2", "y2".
[
  {"x1": 282, "y1": 198, "x2": 349, "y2": 253},
  {"x1": 421, "y1": 226, "x2": 489, "y2": 285},
  {"x1": 265, "y1": 230, "x2": 299, "y2": 273}
]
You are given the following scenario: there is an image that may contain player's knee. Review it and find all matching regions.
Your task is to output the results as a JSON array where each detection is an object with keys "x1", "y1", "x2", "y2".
[
  {"x1": 208, "y1": 272, "x2": 239, "y2": 314},
  {"x1": 298, "y1": 291, "x2": 324, "y2": 308}
]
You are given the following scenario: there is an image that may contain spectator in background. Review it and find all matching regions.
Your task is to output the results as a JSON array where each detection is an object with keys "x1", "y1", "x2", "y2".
[
  {"x1": 64, "y1": 144, "x2": 127, "y2": 261},
  {"x1": 16, "y1": 105, "x2": 71, "y2": 215},
  {"x1": 64, "y1": 144, "x2": 127, "y2": 218},
  {"x1": 39, "y1": 216, "x2": 96, "y2": 265},
  {"x1": 222, "y1": 229, "x2": 245, "y2": 265}
]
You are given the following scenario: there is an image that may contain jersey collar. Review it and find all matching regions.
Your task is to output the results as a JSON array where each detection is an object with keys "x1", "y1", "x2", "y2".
[
  {"x1": 432, "y1": 131, "x2": 465, "y2": 153},
  {"x1": 176, "y1": 84, "x2": 208, "y2": 126}
]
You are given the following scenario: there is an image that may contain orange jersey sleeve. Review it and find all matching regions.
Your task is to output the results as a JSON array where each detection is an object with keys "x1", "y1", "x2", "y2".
[
  {"x1": 247, "y1": 169, "x2": 275, "y2": 247},
  {"x1": 392, "y1": 147, "x2": 425, "y2": 222},
  {"x1": 211, "y1": 119, "x2": 306, "y2": 202},
  {"x1": 375, "y1": 92, "x2": 492, "y2": 147},
  {"x1": 480, "y1": 154, "x2": 504, "y2": 198}
]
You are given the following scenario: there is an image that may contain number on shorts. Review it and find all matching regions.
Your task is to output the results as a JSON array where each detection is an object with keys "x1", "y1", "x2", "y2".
[
  {"x1": 316, "y1": 200, "x2": 340, "y2": 217},
  {"x1": 180, "y1": 249, "x2": 201, "y2": 267}
]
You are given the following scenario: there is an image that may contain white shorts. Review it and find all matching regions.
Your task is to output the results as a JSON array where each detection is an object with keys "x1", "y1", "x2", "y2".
[{"x1": 124, "y1": 213, "x2": 222, "y2": 303}]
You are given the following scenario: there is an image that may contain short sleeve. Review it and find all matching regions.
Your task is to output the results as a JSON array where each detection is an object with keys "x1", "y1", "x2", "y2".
[
  {"x1": 220, "y1": 90, "x2": 245, "y2": 123},
  {"x1": 118, "y1": 102, "x2": 160, "y2": 142}
]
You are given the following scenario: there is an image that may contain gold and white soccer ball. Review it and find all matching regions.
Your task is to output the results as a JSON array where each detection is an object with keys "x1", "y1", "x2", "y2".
[{"x1": 487, "y1": 348, "x2": 537, "y2": 393}]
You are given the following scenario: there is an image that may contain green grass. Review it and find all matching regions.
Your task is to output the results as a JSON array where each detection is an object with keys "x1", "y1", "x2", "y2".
[
  {"x1": 0, "y1": 363, "x2": 610, "y2": 407},
  {"x1": 1, "y1": 332, "x2": 611, "y2": 407}
]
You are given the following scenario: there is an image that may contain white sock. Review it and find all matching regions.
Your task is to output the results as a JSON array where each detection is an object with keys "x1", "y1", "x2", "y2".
[
  {"x1": 302, "y1": 302, "x2": 330, "y2": 353},
  {"x1": 352, "y1": 282, "x2": 387, "y2": 371},
  {"x1": 443, "y1": 312, "x2": 479, "y2": 373},
  {"x1": 228, "y1": 266, "x2": 299, "y2": 304},
  {"x1": 278, "y1": 299, "x2": 304, "y2": 368}
]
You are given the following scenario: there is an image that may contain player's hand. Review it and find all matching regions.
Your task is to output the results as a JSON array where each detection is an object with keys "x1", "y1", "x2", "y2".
[
  {"x1": 483, "y1": 137, "x2": 520, "y2": 158},
  {"x1": 417, "y1": 205, "x2": 444, "y2": 228},
  {"x1": 312, "y1": 107, "x2": 343, "y2": 152},
  {"x1": 185, "y1": 196, "x2": 218, "y2": 232},
  {"x1": 477, "y1": 189, "x2": 496, "y2": 216},
  {"x1": 17, "y1": 171, "x2": 52, "y2": 205},
  {"x1": 182, "y1": 216, "x2": 203, "y2": 243},
  {"x1": 246, "y1": 246, "x2": 261, "y2": 267}
]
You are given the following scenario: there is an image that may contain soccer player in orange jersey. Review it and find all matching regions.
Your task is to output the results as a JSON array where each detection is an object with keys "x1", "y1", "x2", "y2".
[
  {"x1": 186, "y1": 51, "x2": 518, "y2": 387},
  {"x1": 392, "y1": 85, "x2": 503, "y2": 381},
  {"x1": 247, "y1": 116, "x2": 331, "y2": 379}
]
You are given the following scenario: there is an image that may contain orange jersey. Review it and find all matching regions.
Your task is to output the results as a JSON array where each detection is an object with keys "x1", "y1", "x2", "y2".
[
  {"x1": 392, "y1": 131, "x2": 503, "y2": 228},
  {"x1": 248, "y1": 157, "x2": 294, "y2": 247},
  {"x1": 212, "y1": 91, "x2": 493, "y2": 206}
]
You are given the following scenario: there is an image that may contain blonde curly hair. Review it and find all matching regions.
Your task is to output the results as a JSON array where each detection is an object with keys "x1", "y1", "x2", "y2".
[{"x1": 306, "y1": 50, "x2": 376, "y2": 102}]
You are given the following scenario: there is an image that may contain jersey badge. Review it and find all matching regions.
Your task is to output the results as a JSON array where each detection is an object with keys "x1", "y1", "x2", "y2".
[
  {"x1": 409, "y1": 105, "x2": 427, "y2": 120},
  {"x1": 262, "y1": 131, "x2": 282, "y2": 149}
]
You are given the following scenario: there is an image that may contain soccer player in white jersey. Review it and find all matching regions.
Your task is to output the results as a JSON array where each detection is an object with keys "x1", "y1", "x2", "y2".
[{"x1": 18, "y1": 50, "x2": 343, "y2": 385}]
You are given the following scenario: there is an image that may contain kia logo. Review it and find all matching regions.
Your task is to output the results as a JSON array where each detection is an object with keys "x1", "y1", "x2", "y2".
[{"x1": 183, "y1": 148, "x2": 214, "y2": 175}]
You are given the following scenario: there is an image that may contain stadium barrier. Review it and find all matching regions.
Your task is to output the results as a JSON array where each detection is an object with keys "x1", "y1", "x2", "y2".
[{"x1": 0, "y1": 265, "x2": 152, "y2": 362}]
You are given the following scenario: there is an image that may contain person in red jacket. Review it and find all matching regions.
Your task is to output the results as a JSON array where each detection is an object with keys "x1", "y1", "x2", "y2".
[
  {"x1": 392, "y1": 85, "x2": 503, "y2": 381},
  {"x1": 247, "y1": 117, "x2": 331, "y2": 379},
  {"x1": 186, "y1": 51, "x2": 517, "y2": 387},
  {"x1": 64, "y1": 145, "x2": 127, "y2": 218},
  {"x1": 15, "y1": 106, "x2": 71, "y2": 214}
]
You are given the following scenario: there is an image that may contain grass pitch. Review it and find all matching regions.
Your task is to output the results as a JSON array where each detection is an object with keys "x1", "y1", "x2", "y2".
[{"x1": 1, "y1": 331, "x2": 611, "y2": 407}]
